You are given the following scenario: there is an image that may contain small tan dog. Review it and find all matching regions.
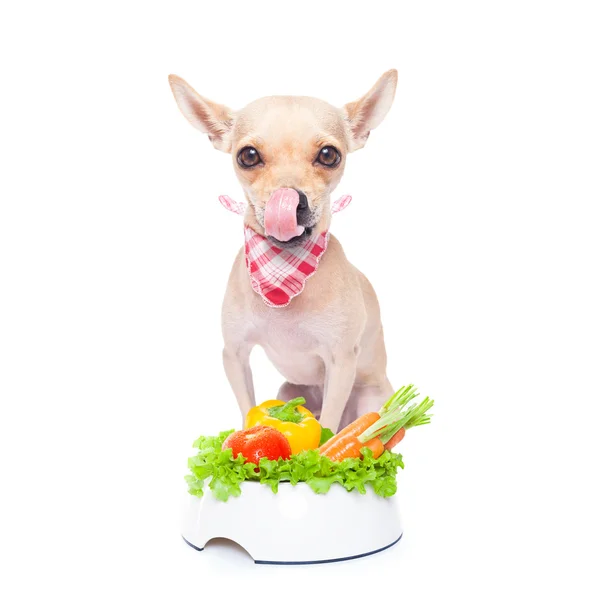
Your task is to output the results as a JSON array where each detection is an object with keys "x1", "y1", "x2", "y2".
[{"x1": 169, "y1": 70, "x2": 398, "y2": 432}]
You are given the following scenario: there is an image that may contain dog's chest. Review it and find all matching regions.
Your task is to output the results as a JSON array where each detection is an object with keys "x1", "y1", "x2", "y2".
[{"x1": 249, "y1": 309, "x2": 333, "y2": 384}]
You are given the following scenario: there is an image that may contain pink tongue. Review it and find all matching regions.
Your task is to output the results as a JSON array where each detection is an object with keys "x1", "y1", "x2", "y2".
[{"x1": 264, "y1": 188, "x2": 305, "y2": 242}]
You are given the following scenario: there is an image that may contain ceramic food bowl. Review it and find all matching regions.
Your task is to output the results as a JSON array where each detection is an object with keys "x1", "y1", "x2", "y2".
[{"x1": 181, "y1": 481, "x2": 402, "y2": 564}]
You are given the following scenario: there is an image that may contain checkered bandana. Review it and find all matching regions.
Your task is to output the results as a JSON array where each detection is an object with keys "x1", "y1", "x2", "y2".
[
  {"x1": 244, "y1": 226, "x2": 329, "y2": 307},
  {"x1": 218, "y1": 194, "x2": 352, "y2": 308}
]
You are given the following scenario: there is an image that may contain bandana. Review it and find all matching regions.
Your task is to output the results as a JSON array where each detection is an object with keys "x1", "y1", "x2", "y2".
[{"x1": 219, "y1": 194, "x2": 352, "y2": 308}]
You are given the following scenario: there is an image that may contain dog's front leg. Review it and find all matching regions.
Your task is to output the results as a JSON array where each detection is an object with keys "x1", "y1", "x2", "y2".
[
  {"x1": 319, "y1": 350, "x2": 358, "y2": 432},
  {"x1": 222, "y1": 343, "x2": 255, "y2": 423}
]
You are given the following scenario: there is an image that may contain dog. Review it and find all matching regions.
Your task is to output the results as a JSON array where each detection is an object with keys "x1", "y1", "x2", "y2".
[{"x1": 169, "y1": 70, "x2": 398, "y2": 432}]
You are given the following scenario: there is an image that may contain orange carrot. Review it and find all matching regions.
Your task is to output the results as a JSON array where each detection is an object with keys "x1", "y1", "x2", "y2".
[
  {"x1": 320, "y1": 435, "x2": 363, "y2": 461},
  {"x1": 364, "y1": 437, "x2": 385, "y2": 459},
  {"x1": 319, "y1": 412, "x2": 380, "y2": 453},
  {"x1": 384, "y1": 427, "x2": 405, "y2": 451},
  {"x1": 319, "y1": 386, "x2": 434, "y2": 463},
  {"x1": 321, "y1": 434, "x2": 385, "y2": 462}
]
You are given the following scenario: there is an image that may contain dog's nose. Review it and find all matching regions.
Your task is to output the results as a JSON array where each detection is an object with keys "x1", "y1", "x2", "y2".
[
  {"x1": 297, "y1": 192, "x2": 308, "y2": 211},
  {"x1": 296, "y1": 191, "x2": 310, "y2": 223}
]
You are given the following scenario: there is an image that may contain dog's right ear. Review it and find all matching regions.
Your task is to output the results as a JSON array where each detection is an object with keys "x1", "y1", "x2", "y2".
[
  {"x1": 168, "y1": 75, "x2": 235, "y2": 153},
  {"x1": 343, "y1": 69, "x2": 398, "y2": 151}
]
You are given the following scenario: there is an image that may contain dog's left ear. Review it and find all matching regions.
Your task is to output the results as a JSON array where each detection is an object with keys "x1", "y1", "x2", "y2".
[
  {"x1": 343, "y1": 69, "x2": 398, "y2": 151},
  {"x1": 168, "y1": 74, "x2": 235, "y2": 153}
]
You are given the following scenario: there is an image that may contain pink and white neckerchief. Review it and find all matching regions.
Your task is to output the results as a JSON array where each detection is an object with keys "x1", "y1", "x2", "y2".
[{"x1": 218, "y1": 194, "x2": 352, "y2": 308}]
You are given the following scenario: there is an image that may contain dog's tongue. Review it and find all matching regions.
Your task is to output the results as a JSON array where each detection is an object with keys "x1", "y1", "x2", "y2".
[{"x1": 264, "y1": 188, "x2": 305, "y2": 242}]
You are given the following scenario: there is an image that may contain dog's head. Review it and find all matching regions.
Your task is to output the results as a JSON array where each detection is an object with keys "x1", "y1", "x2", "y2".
[{"x1": 169, "y1": 71, "x2": 397, "y2": 247}]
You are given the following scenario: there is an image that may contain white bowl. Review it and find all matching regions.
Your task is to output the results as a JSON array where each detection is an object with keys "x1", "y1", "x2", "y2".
[{"x1": 181, "y1": 481, "x2": 402, "y2": 564}]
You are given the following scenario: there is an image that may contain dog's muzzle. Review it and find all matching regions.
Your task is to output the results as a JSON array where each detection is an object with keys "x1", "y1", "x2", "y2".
[
  {"x1": 264, "y1": 188, "x2": 314, "y2": 243},
  {"x1": 296, "y1": 192, "x2": 311, "y2": 225},
  {"x1": 217, "y1": 191, "x2": 351, "y2": 247}
]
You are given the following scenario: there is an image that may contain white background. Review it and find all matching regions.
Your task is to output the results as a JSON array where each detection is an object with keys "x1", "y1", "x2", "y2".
[{"x1": 1, "y1": 1, "x2": 599, "y2": 598}]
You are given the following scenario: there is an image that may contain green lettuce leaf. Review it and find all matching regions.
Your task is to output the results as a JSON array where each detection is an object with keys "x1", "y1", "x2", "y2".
[
  {"x1": 185, "y1": 431, "x2": 405, "y2": 502},
  {"x1": 319, "y1": 427, "x2": 335, "y2": 446}
]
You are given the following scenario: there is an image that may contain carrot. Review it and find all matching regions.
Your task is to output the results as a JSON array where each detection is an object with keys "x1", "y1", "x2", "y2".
[
  {"x1": 320, "y1": 435, "x2": 363, "y2": 461},
  {"x1": 319, "y1": 412, "x2": 380, "y2": 453},
  {"x1": 319, "y1": 385, "x2": 434, "y2": 462},
  {"x1": 383, "y1": 427, "x2": 405, "y2": 451},
  {"x1": 321, "y1": 435, "x2": 385, "y2": 461},
  {"x1": 364, "y1": 437, "x2": 385, "y2": 459}
]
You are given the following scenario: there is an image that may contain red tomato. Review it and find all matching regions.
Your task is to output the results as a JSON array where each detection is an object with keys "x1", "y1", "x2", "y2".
[{"x1": 222, "y1": 425, "x2": 292, "y2": 464}]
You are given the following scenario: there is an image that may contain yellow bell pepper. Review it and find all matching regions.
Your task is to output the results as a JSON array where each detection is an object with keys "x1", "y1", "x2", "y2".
[{"x1": 245, "y1": 397, "x2": 321, "y2": 455}]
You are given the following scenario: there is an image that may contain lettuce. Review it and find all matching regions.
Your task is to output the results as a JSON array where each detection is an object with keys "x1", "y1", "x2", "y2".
[
  {"x1": 186, "y1": 430, "x2": 405, "y2": 501},
  {"x1": 319, "y1": 426, "x2": 335, "y2": 446}
]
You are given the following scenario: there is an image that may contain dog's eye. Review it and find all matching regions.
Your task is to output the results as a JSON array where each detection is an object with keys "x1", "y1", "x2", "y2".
[
  {"x1": 316, "y1": 146, "x2": 341, "y2": 168},
  {"x1": 237, "y1": 146, "x2": 262, "y2": 168}
]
